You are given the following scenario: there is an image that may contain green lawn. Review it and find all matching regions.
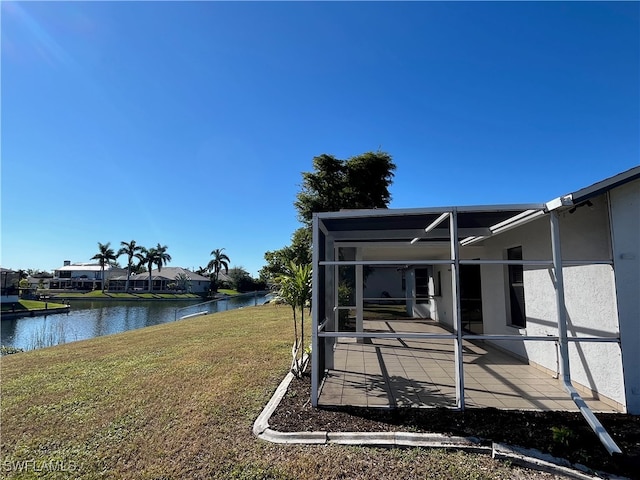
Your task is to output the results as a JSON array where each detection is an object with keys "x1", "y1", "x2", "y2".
[
  {"x1": 0, "y1": 299, "x2": 68, "y2": 313},
  {"x1": 1, "y1": 304, "x2": 545, "y2": 479},
  {"x1": 217, "y1": 288, "x2": 240, "y2": 295}
]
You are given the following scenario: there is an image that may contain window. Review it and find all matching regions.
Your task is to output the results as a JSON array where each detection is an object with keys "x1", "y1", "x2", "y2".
[{"x1": 507, "y1": 246, "x2": 526, "y2": 327}]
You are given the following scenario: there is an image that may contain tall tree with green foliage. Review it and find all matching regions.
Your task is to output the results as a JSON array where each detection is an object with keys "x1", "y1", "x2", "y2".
[
  {"x1": 261, "y1": 151, "x2": 395, "y2": 282},
  {"x1": 276, "y1": 261, "x2": 312, "y2": 378},
  {"x1": 118, "y1": 240, "x2": 143, "y2": 292},
  {"x1": 91, "y1": 242, "x2": 117, "y2": 292},
  {"x1": 207, "y1": 248, "x2": 230, "y2": 292},
  {"x1": 259, "y1": 228, "x2": 311, "y2": 282},
  {"x1": 139, "y1": 244, "x2": 171, "y2": 292},
  {"x1": 153, "y1": 244, "x2": 172, "y2": 272},
  {"x1": 294, "y1": 150, "x2": 396, "y2": 226}
]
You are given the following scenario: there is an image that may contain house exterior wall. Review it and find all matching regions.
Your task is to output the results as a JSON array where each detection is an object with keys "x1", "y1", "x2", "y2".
[
  {"x1": 53, "y1": 266, "x2": 126, "y2": 280},
  {"x1": 430, "y1": 265, "x2": 452, "y2": 326},
  {"x1": 189, "y1": 281, "x2": 209, "y2": 294},
  {"x1": 363, "y1": 267, "x2": 404, "y2": 301},
  {"x1": 54, "y1": 268, "x2": 102, "y2": 280},
  {"x1": 477, "y1": 195, "x2": 625, "y2": 408},
  {"x1": 28, "y1": 277, "x2": 51, "y2": 288},
  {"x1": 608, "y1": 179, "x2": 640, "y2": 414}
]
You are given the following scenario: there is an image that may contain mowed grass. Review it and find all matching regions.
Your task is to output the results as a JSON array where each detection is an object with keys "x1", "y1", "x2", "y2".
[
  {"x1": 2, "y1": 304, "x2": 548, "y2": 480},
  {"x1": 0, "y1": 300, "x2": 68, "y2": 313},
  {"x1": 217, "y1": 289, "x2": 240, "y2": 296}
]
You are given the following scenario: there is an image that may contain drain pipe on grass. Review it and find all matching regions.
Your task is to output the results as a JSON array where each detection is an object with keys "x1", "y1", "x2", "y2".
[{"x1": 549, "y1": 211, "x2": 621, "y2": 456}]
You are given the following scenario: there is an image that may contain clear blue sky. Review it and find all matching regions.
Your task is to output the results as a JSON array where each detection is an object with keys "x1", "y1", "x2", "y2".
[{"x1": 2, "y1": 1, "x2": 638, "y2": 276}]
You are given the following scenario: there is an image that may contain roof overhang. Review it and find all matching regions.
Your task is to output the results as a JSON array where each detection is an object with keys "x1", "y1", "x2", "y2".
[
  {"x1": 317, "y1": 204, "x2": 547, "y2": 246},
  {"x1": 546, "y1": 165, "x2": 640, "y2": 211}
]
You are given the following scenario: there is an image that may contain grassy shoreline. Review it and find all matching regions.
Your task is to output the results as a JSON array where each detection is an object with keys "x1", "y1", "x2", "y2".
[
  {"x1": 1, "y1": 304, "x2": 561, "y2": 479},
  {"x1": 1, "y1": 300, "x2": 70, "y2": 320}
]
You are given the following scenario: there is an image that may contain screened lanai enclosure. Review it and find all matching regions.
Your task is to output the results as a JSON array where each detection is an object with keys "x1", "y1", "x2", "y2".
[{"x1": 310, "y1": 202, "x2": 625, "y2": 454}]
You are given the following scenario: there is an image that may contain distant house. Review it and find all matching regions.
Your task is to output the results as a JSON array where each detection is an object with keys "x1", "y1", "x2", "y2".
[
  {"x1": 310, "y1": 166, "x2": 640, "y2": 420},
  {"x1": 212, "y1": 270, "x2": 233, "y2": 287},
  {"x1": 50, "y1": 261, "x2": 127, "y2": 291},
  {"x1": 110, "y1": 267, "x2": 211, "y2": 294},
  {"x1": 27, "y1": 272, "x2": 53, "y2": 290},
  {"x1": 1, "y1": 268, "x2": 20, "y2": 303}
]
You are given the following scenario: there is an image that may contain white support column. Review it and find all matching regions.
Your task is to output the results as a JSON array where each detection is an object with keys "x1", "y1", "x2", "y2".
[
  {"x1": 355, "y1": 248, "x2": 364, "y2": 339},
  {"x1": 450, "y1": 210, "x2": 465, "y2": 411}
]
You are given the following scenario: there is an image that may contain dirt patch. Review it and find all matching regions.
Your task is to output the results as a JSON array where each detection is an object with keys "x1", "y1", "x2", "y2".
[{"x1": 269, "y1": 373, "x2": 640, "y2": 479}]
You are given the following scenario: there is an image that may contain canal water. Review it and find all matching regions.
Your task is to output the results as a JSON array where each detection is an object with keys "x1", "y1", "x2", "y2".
[{"x1": 1, "y1": 294, "x2": 269, "y2": 351}]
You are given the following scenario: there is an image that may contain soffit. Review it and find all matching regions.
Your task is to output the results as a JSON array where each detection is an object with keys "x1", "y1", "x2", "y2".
[{"x1": 320, "y1": 208, "x2": 536, "y2": 242}]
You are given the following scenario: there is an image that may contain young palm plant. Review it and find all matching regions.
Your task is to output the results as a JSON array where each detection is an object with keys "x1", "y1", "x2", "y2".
[{"x1": 276, "y1": 261, "x2": 312, "y2": 378}]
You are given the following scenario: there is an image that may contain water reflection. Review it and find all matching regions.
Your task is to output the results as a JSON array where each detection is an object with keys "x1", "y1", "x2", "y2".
[{"x1": 1, "y1": 294, "x2": 267, "y2": 351}]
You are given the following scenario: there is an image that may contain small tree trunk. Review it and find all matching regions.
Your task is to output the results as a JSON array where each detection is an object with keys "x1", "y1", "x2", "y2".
[{"x1": 291, "y1": 306, "x2": 301, "y2": 377}]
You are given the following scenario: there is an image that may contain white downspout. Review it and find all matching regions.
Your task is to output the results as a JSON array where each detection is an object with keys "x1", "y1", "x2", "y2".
[{"x1": 550, "y1": 211, "x2": 621, "y2": 455}]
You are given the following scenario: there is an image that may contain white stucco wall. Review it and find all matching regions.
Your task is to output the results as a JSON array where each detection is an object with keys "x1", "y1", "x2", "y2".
[
  {"x1": 363, "y1": 267, "x2": 404, "y2": 301},
  {"x1": 477, "y1": 195, "x2": 625, "y2": 408},
  {"x1": 430, "y1": 265, "x2": 453, "y2": 326},
  {"x1": 609, "y1": 179, "x2": 640, "y2": 414}
]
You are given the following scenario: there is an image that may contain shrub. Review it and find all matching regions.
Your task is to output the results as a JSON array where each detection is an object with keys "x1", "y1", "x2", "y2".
[{"x1": 1, "y1": 345, "x2": 24, "y2": 356}]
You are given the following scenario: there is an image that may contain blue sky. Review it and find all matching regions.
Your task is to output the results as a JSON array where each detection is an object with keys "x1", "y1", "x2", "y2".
[{"x1": 2, "y1": 1, "x2": 638, "y2": 276}]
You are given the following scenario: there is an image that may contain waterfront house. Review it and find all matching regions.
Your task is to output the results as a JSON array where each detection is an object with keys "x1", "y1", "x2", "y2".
[
  {"x1": 310, "y1": 165, "x2": 639, "y2": 430},
  {"x1": 1, "y1": 268, "x2": 20, "y2": 303},
  {"x1": 27, "y1": 272, "x2": 53, "y2": 291},
  {"x1": 110, "y1": 267, "x2": 211, "y2": 294},
  {"x1": 50, "y1": 261, "x2": 127, "y2": 291}
]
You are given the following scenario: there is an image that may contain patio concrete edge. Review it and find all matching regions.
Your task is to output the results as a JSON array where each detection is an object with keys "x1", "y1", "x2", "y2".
[
  {"x1": 252, "y1": 374, "x2": 618, "y2": 480},
  {"x1": 253, "y1": 370, "x2": 295, "y2": 437},
  {"x1": 492, "y1": 443, "x2": 628, "y2": 480}
]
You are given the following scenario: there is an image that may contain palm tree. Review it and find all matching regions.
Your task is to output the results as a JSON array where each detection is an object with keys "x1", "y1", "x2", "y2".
[
  {"x1": 139, "y1": 244, "x2": 171, "y2": 292},
  {"x1": 207, "y1": 248, "x2": 230, "y2": 292},
  {"x1": 195, "y1": 266, "x2": 208, "y2": 277},
  {"x1": 276, "y1": 261, "x2": 312, "y2": 377},
  {"x1": 91, "y1": 242, "x2": 117, "y2": 292},
  {"x1": 117, "y1": 240, "x2": 143, "y2": 292},
  {"x1": 153, "y1": 244, "x2": 172, "y2": 274}
]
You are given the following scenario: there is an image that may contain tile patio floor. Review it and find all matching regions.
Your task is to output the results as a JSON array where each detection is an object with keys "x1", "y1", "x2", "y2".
[{"x1": 318, "y1": 318, "x2": 619, "y2": 412}]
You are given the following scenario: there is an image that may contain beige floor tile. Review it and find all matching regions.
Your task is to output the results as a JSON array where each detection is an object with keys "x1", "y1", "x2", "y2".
[{"x1": 321, "y1": 317, "x2": 622, "y2": 412}]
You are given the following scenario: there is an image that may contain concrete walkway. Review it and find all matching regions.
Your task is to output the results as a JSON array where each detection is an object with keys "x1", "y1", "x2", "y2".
[{"x1": 319, "y1": 318, "x2": 619, "y2": 412}]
